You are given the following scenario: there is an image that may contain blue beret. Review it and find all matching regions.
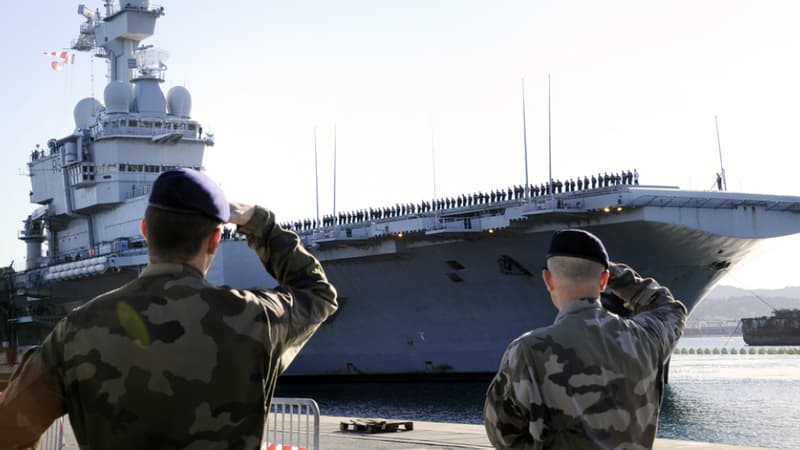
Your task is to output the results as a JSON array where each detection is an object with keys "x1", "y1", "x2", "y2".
[
  {"x1": 148, "y1": 169, "x2": 229, "y2": 223},
  {"x1": 547, "y1": 229, "x2": 609, "y2": 269}
]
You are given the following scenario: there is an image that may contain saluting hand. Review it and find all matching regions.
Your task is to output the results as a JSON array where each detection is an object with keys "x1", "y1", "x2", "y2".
[{"x1": 229, "y1": 202, "x2": 256, "y2": 226}]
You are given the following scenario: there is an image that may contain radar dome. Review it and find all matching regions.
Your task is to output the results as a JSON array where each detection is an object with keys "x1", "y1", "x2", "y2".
[
  {"x1": 104, "y1": 81, "x2": 132, "y2": 113},
  {"x1": 73, "y1": 97, "x2": 104, "y2": 129},
  {"x1": 132, "y1": 79, "x2": 166, "y2": 116},
  {"x1": 167, "y1": 86, "x2": 192, "y2": 118}
]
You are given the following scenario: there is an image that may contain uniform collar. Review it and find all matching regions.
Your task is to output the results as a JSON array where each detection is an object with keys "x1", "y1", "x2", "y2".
[
  {"x1": 554, "y1": 297, "x2": 602, "y2": 324},
  {"x1": 140, "y1": 262, "x2": 205, "y2": 278}
]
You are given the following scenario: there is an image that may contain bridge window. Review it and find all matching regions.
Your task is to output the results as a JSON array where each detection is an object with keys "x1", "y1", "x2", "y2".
[{"x1": 82, "y1": 164, "x2": 95, "y2": 181}]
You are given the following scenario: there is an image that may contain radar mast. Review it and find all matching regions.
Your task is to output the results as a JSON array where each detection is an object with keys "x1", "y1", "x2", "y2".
[{"x1": 72, "y1": 1, "x2": 165, "y2": 84}]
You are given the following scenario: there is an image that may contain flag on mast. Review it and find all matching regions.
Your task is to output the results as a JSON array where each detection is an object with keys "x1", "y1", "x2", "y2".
[{"x1": 44, "y1": 50, "x2": 76, "y2": 70}]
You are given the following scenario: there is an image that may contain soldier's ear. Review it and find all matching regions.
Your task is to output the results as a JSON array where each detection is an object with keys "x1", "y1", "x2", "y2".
[
  {"x1": 599, "y1": 270, "x2": 610, "y2": 291},
  {"x1": 206, "y1": 227, "x2": 222, "y2": 255},
  {"x1": 542, "y1": 269, "x2": 555, "y2": 292},
  {"x1": 140, "y1": 220, "x2": 148, "y2": 241}
]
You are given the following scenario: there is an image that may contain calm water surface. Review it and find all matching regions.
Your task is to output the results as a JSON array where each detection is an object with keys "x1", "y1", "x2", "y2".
[{"x1": 276, "y1": 337, "x2": 800, "y2": 449}]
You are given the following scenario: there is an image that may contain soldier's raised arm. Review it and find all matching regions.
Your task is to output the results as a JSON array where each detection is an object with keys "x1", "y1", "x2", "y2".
[
  {"x1": 605, "y1": 262, "x2": 687, "y2": 359},
  {"x1": 233, "y1": 203, "x2": 338, "y2": 370}
]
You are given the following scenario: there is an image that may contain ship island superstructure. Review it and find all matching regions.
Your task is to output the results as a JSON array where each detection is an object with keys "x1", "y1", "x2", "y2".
[
  {"x1": 4, "y1": 0, "x2": 800, "y2": 381},
  {"x1": 8, "y1": 0, "x2": 210, "y2": 345}
]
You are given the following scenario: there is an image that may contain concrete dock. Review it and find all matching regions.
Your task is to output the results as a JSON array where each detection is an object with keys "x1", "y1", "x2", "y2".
[
  {"x1": 317, "y1": 416, "x2": 773, "y2": 450},
  {"x1": 48, "y1": 415, "x2": 775, "y2": 449}
]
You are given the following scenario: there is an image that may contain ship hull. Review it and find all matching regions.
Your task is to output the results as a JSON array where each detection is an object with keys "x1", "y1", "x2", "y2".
[
  {"x1": 741, "y1": 312, "x2": 800, "y2": 346},
  {"x1": 4, "y1": 220, "x2": 754, "y2": 378},
  {"x1": 741, "y1": 335, "x2": 800, "y2": 346},
  {"x1": 278, "y1": 220, "x2": 756, "y2": 377}
]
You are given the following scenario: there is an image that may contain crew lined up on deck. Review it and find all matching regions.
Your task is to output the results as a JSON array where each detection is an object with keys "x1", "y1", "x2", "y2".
[{"x1": 281, "y1": 169, "x2": 639, "y2": 231}]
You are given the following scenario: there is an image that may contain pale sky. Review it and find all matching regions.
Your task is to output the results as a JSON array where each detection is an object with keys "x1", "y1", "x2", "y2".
[{"x1": 2, "y1": 0, "x2": 800, "y2": 289}]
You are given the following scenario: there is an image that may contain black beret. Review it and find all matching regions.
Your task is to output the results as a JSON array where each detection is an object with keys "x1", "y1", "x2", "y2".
[
  {"x1": 547, "y1": 229, "x2": 609, "y2": 269},
  {"x1": 148, "y1": 168, "x2": 229, "y2": 223}
]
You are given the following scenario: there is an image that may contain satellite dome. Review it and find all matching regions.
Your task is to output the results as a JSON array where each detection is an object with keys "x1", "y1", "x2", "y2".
[
  {"x1": 73, "y1": 97, "x2": 104, "y2": 129},
  {"x1": 167, "y1": 86, "x2": 192, "y2": 118},
  {"x1": 104, "y1": 81, "x2": 132, "y2": 114}
]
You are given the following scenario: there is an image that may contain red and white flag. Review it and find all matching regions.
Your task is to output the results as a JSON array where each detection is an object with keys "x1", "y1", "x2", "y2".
[{"x1": 44, "y1": 50, "x2": 75, "y2": 70}]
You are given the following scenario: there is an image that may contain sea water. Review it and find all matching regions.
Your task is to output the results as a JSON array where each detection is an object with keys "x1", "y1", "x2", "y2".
[
  {"x1": 660, "y1": 337, "x2": 800, "y2": 449},
  {"x1": 276, "y1": 336, "x2": 800, "y2": 449}
]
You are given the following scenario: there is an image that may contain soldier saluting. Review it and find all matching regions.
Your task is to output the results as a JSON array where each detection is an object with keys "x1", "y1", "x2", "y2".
[
  {"x1": 0, "y1": 168, "x2": 338, "y2": 449},
  {"x1": 484, "y1": 229, "x2": 686, "y2": 449}
]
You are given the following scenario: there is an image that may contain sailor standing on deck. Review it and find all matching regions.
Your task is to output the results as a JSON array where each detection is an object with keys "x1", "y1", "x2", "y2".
[
  {"x1": 484, "y1": 229, "x2": 686, "y2": 449},
  {"x1": 0, "y1": 168, "x2": 338, "y2": 450}
]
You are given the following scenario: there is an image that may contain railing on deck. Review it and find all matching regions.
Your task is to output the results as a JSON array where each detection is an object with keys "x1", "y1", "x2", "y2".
[{"x1": 263, "y1": 397, "x2": 320, "y2": 450}]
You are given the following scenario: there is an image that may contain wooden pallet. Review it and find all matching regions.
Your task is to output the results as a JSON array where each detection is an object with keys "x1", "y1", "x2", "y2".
[{"x1": 339, "y1": 419, "x2": 414, "y2": 434}]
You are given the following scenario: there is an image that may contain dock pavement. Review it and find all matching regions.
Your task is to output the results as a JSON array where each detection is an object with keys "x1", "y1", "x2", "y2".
[
  {"x1": 319, "y1": 416, "x2": 773, "y2": 450},
  {"x1": 53, "y1": 414, "x2": 774, "y2": 449}
]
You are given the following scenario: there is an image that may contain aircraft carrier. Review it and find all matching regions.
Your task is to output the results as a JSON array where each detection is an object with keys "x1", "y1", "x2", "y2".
[{"x1": 3, "y1": 0, "x2": 800, "y2": 381}]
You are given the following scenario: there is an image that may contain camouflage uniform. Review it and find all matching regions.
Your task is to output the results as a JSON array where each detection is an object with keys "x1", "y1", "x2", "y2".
[
  {"x1": 484, "y1": 262, "x2": 686, "y2": 449},
  {"x1": 0, "y1": 206, "x2": 337, "y2": 450}
]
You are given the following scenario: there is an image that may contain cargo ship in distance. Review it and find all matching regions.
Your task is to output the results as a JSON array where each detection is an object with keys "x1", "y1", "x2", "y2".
[
  {"x1": 741, "y1": 309, "x2": 800, "y2": 346},
  {"x1": 3, "y1": 0, "x2": 800, "y2": 382}
]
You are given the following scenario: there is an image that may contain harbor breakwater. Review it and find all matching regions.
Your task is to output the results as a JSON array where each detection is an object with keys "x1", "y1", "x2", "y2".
[{"x1": 675, "y1": 347, "x2": 799, "y2": 355}]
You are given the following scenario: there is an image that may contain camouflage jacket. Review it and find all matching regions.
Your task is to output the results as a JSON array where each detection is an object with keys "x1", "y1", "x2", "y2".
[
  {"x1": 0, "y1": 206, "x2": 337, "y2": 450},
  {"x1": 484, "y1": 263, "x2": 687, "y2": 450}
]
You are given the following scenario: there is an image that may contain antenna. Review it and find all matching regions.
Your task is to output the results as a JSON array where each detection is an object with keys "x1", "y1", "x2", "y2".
[
  {"x1": 522, "y1": 78, "x2": 530, "y2": 201},
  {"x1": 314, "y1": 127, "x2": 320, "y2": 222},
  {"x1": 90, "y1": 53, "x2": 95, "y2": 100},
  {"x1": 548, "y1": 73, "x2": 553, "y2": 198},
  {"x1": 431, "y1": 129, "x2": 437, "y2": 202},
  {"x1": 715, "y1": 115, "x2": 727, "y2": 191},
  {"x1": 333, "y1": 124, "x2": 337, "y2": 217}
]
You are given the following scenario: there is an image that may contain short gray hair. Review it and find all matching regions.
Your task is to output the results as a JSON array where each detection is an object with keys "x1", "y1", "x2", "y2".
[{"x1": 547, "y1": 256, "x2": 605, "y2": 284}]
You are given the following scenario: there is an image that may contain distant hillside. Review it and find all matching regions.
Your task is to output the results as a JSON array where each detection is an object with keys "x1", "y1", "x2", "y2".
[
  {"x1": 706, "y1": 285, "x2": 800, "y2": 301},
  {"x1": 690, "y1": 285, "x2": 800, "y2": 322}
]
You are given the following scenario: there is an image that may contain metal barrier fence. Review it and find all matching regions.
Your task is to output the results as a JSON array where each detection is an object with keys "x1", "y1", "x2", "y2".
[
  {"x1": 0, "y1": 397, "x2": 318, "y2": 450},
  {"x1": 263, "y1": 397, "x2": 320, "y2": 450},
  {"x1": 36, "y1": 417, "x2": 64, "y2": 450}
]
